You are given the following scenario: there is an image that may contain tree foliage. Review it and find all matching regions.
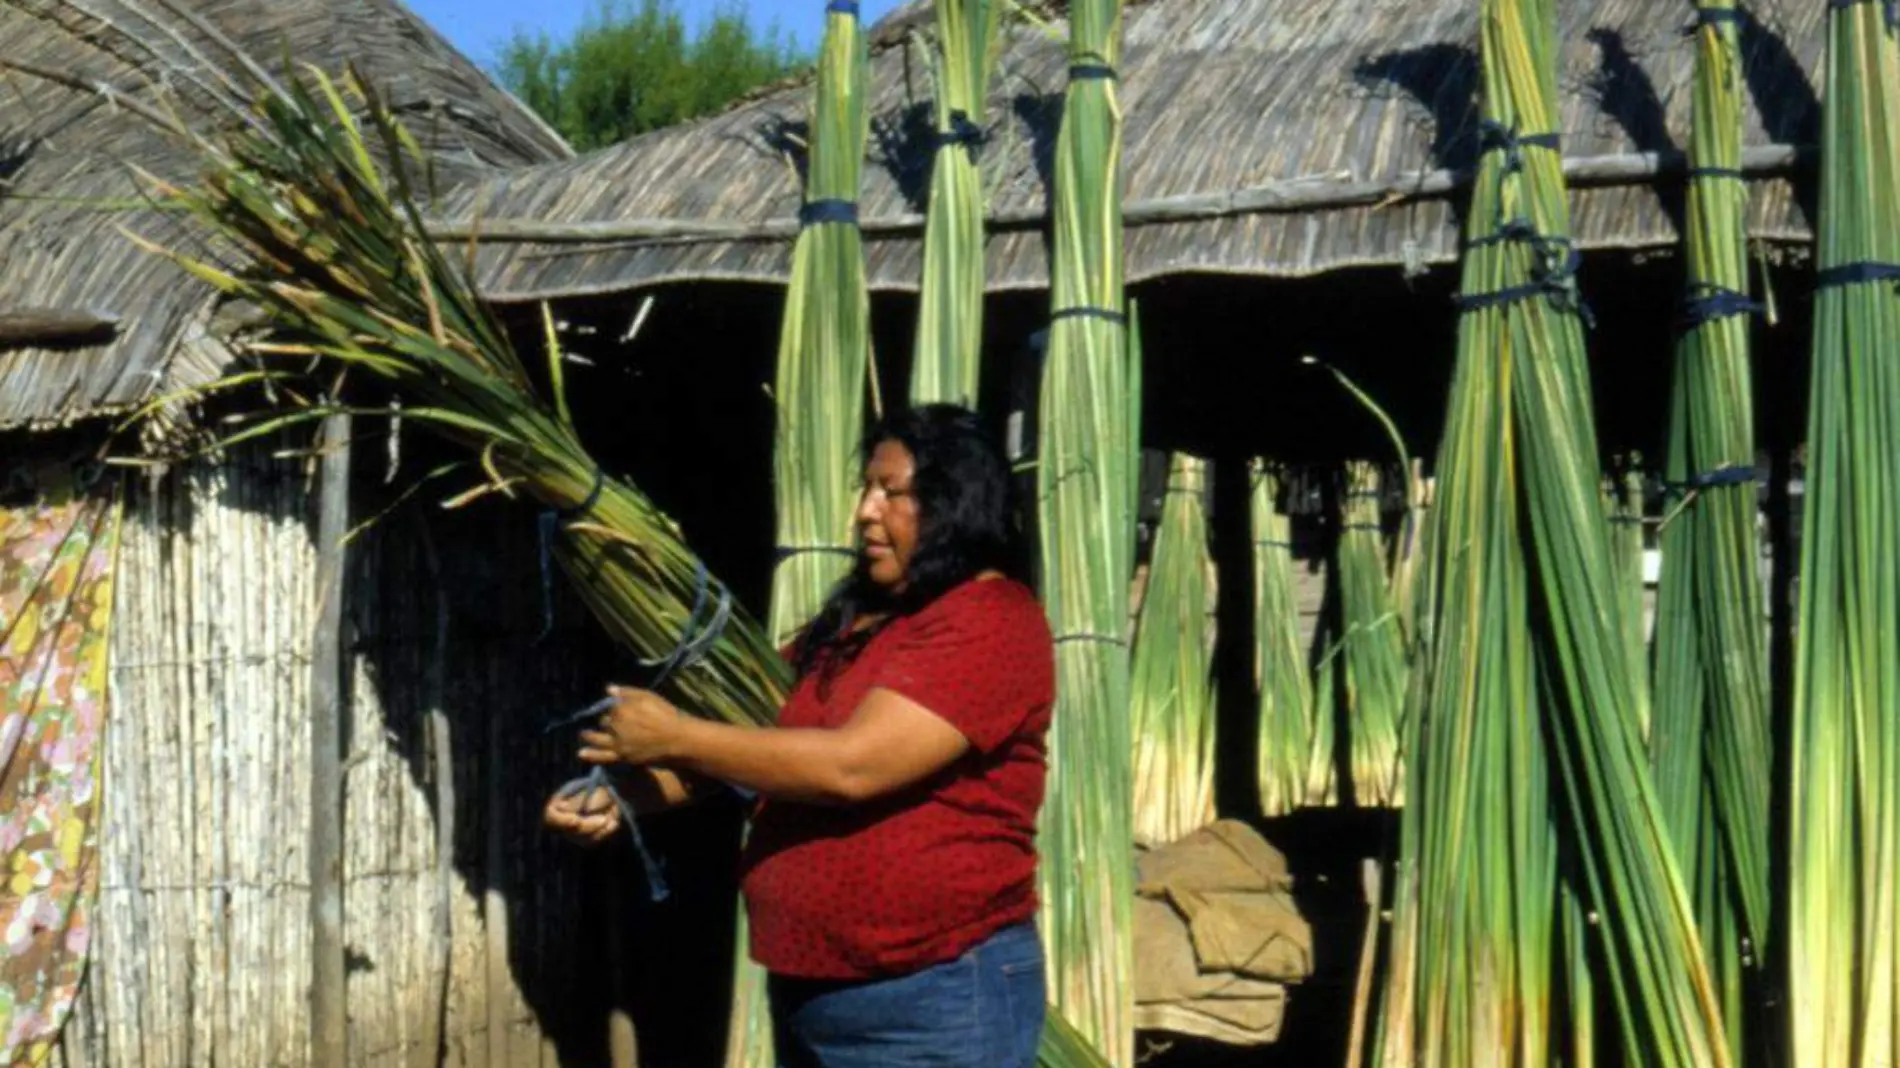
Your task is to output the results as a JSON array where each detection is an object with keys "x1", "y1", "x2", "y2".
[{"x1": 496, "y1": 0, "x2": 805, "y2": 149}]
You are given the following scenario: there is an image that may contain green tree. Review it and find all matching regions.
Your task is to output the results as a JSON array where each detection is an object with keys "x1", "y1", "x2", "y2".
[{"x1": 497, "y1": 0, "x2": 805, "y2": 150}]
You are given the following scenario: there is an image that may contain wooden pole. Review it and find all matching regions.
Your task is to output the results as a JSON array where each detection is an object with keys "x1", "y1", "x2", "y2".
[
  {"x1": 422, "y1": 144, "x2": 1808, "y2": 247},
  {"x1": 1343, "y1": 858, "x2": 1385, "y2": 1068},
  {"x1": 0, "y1": 308, "x2": 120, "y2": 347},
  {"x1": 308, "y1": 412, "x2": 351, "y2": 1066},
  {"x1": 484, "y1": 662, "x2": 510, "y2": 1068},
  {"x1": 416, "y1": 521, "x2": 453, "y2": 1068}
]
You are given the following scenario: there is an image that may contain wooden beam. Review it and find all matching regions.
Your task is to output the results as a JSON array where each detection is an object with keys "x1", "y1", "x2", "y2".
[
  {"x1": 0, "y1": 309, "x2": 120, "y2": 347},
  {"x1": 308, "y1": 412, "x2": 352, "y2": 1067},
  {"x1": 422, "y1": 143, "x2": 1808, "y2": 247},
  {"x1": 484, "y1": 647, "x2": 511, "y2": 1068},
  {"x1": 415, "y1": 521, "x2": 453, "y2": 1068}
]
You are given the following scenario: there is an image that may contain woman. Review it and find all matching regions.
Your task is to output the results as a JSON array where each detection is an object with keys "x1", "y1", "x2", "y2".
[{"x1": 544, "y1": 404, "x2": 1055, "y2": 1068}]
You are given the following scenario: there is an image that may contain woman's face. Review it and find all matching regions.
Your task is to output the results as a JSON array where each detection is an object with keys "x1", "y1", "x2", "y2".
[{"x1": 856, "y1": 439, "x2": 920, "y2": 590}]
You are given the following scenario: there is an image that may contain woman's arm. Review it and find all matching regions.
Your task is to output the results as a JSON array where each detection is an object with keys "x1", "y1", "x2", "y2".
[{"x1": 578, "y1": 686, "x2": 970, "y2": 806}]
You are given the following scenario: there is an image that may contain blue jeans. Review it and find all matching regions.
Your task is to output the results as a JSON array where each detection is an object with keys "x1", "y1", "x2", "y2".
[{"x1": 767, "y1": 922, "x2": 1046, "y2": 1068}]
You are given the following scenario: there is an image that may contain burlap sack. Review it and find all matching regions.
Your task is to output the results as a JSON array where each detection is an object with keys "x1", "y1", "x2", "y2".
[
  {"x1": 1135, "y1": 819, "x2": 1293, "y2": 896},
  {"x1": 1165, "y1": 887, "x2": 1313, "y2": 982},
  {"x1": 1131, "y1": 820, "x2": 1315, "y2": 1049}
]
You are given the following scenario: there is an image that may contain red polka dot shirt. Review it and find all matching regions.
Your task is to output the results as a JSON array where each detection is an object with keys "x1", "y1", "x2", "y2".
[{"x1": 740, "y1": 576, "x2": 1055, "y2": 979}]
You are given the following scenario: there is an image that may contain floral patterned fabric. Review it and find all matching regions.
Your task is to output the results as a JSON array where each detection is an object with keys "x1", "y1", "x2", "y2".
[{"x1": 0, "y1": 464, "x2": 121, "y2": 1068}]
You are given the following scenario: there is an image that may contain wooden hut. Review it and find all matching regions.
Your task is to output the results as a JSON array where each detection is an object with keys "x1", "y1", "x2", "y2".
[
  {"x1": 431, "y1": 0, "x2": 1822, "y2": 684},
  {"x1": 423, "y1": 0, "x2": 1826, "y2": 1057},
  {"x1": 0, "y1": 3, "x2": 738, "y2": 1066}
]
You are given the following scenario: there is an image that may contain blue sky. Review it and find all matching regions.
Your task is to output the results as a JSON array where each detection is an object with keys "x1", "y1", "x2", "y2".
[{"x1": 406, "y1": 0, "x2": 900, "y2": 69}]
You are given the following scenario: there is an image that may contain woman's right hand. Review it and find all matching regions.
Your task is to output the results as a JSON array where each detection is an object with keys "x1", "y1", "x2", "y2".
[{"x1": 543, "y1": 785, "x2": 621, "y2": 845}]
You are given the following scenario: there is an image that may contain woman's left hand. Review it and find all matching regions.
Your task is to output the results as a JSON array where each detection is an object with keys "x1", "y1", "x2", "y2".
[{"x1": 578, "y1": 686, "x2": 686, "y2": 767}]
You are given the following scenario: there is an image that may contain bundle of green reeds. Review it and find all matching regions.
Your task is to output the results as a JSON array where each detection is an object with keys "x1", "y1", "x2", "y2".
[
  {"x1": 1130, "y1": 452, "x2": 1216, "y2": 847},
  {"x1": 909, "y1": 0, "x2": 998, "y2": 407},
  {"x1": 1035, "y1": 0, "x2": 1138, "y2": 1053},
  {"x1": 1369, "y1": 0, "x2": 1731, "y2": 1061},
  {"x1": 1648, "y1": 7, "x2": 1771, "y2": 1058},
  {"x1": 763, "y1": 0, "x2": 872, "y2": 649},
  {"x1": 1337, "y1": 461, "x2": 1403, "y2": 807},
  {"x1": 1250, "y1": 463, "x2": 1332, "y2": 815},
  {"x1": 726, "y1": 6, "x2": 873, "y2": 1063},
  {"x1": 901, "y1": 6, "x2": 1118, "y2": 1059},
  {"x1": 121, "y1": 69, "x2": 792, "y2": 728},
  {"x1": 1788, "y1": 1, "x2": 1900, "y2": 1063}
]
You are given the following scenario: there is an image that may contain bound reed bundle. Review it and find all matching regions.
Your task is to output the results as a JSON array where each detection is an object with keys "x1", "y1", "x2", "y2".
[
  {"x1": 1130, "y1": 452, "x2": 1216, "y2": 847},
  {"x1": 727, "y1": 5, "x2": 873, "y2": 1062},
  {"x1": 1034, "y1": 0, "x2": 1138, "y2": 1054},
  {"x1": 1788, "y1": 1, "x2": 1900, "y2": 1063},
  {"x1": 1337, "y1": 461, "x2": 1404, "y2": 807},
  {"x1": 126, "y1": 69, "x2": 792, "y2": 729},
  {"x1": 762, "y1": 0, "x2": 872, "y2": 649},
  {"x1": 1369, "y1": 0, "x2": 1731, "y2": 1061},
  {"x1": 909, "y1": 0, "x2": 999, "y2": 407},
  {"x1": 1251, "y1": 463, "x2": 1330, "y2": 815},
  {"x1": 1647, "y1": 8, "x2": 1772, "y2": 1059}
]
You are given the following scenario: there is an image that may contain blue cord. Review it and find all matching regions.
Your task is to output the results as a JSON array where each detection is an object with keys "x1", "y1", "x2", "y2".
[{"x1": 546, "y1": 563, "x2": 738, "y2": 901}]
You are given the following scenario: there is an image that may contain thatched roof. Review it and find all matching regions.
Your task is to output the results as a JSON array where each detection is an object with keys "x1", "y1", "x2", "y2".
[
  {"x1": 0, "y1": 0, "x2": 571, "y2": 432},
  {"x1": 439, "y1": 0, "x2": 1821, "y2": 305}
]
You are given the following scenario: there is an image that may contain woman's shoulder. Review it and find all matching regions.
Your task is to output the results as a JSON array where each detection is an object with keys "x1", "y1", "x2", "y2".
[{"x1": 914, "y1": 576, "x2": 1048, "y2": 639}]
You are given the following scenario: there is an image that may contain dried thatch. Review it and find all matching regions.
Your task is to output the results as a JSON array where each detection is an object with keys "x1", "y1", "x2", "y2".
[
  {"x1": 438, "y1": 0, "x2": 1822, "y2": 305},
  {"x1": 0, "y1": 0, "x2": 571, "y2": 433}
]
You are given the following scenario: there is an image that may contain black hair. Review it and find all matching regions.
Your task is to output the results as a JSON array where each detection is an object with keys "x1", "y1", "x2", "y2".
[{"x1": 794, "y1": 403, "x2": 1025, "y2": 677}]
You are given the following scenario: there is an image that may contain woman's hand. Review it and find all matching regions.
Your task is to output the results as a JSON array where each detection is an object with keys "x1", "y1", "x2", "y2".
[
  {"x1": 542, "y1": 785, "x2": 620, "y2": 845},
  {"x1": 578, "y1": 685, "x2": 688, "y2": 768}
]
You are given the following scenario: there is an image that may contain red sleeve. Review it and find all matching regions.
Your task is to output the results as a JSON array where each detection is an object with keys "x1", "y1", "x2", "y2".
[{"x1": 870, "y1": 588, "x2": 1049, "y2": 753}]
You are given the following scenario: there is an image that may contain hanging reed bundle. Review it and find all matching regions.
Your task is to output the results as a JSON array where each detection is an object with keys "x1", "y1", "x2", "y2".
[
  {"x1": 120, "y1": 69, "x2": 792, "y2": 728},
  {"x1": 1787, "y1": 2, "x2": 1900, "y2": 1064},
  {"x1": 1337, "y1": 461, "x2": 1404, "y2": 807},
  {"x1": 1130, "y1": 452, "x2": 1216, "y2": 847},
  {"x1": 1034, "y1": 0, "x2": 1138, "y2": 1053},
  {"x1": 899, "y1": 5, "x2": 1116, "y2": 1060},
  {"x1": 1251, "y1": 462, "x2": 1329, "y2": 815},
  {"x1": 763, "y1": 0, "x2": 872, "y2": 650},
  {"x1": 726, "y1": 6, "x2": 874, "y2": 1063},
  {"x1": 1645, "y1": 8, "x2": 1772, "y2": 1058},
  {"x1": 909, "y1": 0, "x2": 999, "y2": 407},
  {"x1": 1369, "y1": 0, "x2": 1731, "y2": 1062}
]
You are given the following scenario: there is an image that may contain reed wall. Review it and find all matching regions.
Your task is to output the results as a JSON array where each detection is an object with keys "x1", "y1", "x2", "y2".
[{"x1": 46, "y1": 447, "x2": 626, "y2": 1067}]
